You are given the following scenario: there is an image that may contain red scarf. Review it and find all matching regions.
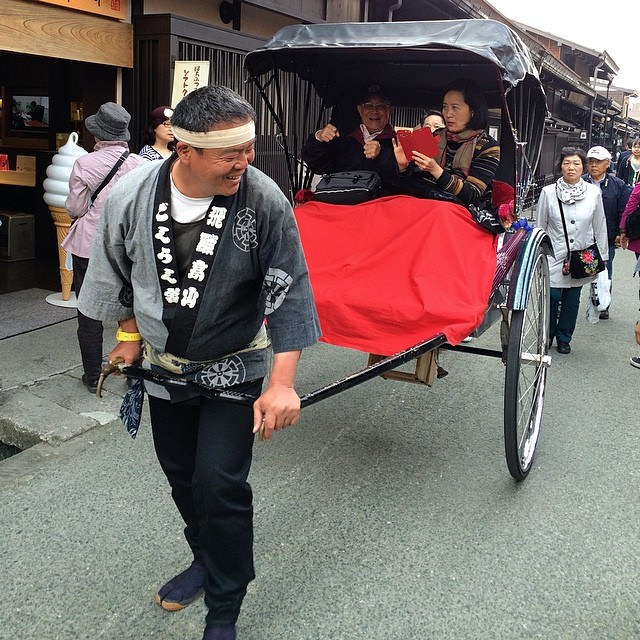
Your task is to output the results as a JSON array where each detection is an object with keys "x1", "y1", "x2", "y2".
[{"x1": 348, "y1": 123, "x2": 397, "y2": 146}]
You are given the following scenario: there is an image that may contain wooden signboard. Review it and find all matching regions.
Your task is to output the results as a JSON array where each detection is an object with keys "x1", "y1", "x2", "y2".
[{"x1": 37, "y1": 0, "x2": 128, "y2": 20}]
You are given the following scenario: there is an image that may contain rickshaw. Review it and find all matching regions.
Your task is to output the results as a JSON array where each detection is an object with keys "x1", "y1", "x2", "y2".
[{"x1": 101, "y1": 19, "x2": 551, "y2": 481}]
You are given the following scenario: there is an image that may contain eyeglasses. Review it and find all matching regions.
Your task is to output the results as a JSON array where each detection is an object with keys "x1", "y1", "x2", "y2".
[
  {"x1": 361, "y1": 102, "x2": 391, "y2": 111},
  {"x1": 160, "y1": 121, "x2": 172, "y2": 127}
]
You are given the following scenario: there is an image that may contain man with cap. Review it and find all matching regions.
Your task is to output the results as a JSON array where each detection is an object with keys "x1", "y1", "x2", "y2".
[
  {"x1": 301, "y1": 86, "x2": 398, "y2": 178},
  {"x1": 583, "y1": 145, "x2": 631, "y2": 318},
  {"x1": 62, "y1": 102, "x2": 144, "y2": 392},
  {"x1": 77, "y1": 85, "x2": 320, "y2": 640}
]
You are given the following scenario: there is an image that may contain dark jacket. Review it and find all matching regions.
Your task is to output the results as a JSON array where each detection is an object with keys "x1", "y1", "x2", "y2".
[
  {"x1": 384, "y1": 131, "x2": 500, "y2": 207},
  {"x1": 615, "y1": 150, "x2": 631, "y2": 180},
  {"x1": 301, "y1": 126, "x2": 397, "y2": 177},
  {"x1": 615, "y1": 152, "x2": 640, "y2": 186},
  {"x1": 584, "y1": 172, "x2": 632, "y2": 243}
]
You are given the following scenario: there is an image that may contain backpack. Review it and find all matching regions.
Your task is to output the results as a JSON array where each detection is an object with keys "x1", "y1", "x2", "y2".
[{"x1": 626, "y1": 203, "x2": 640, "y2": 240}]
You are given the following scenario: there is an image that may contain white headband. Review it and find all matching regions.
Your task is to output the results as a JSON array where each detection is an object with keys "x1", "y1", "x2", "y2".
[{"x1": 172, "y1": 121, "x2": 255, "y2": 148}]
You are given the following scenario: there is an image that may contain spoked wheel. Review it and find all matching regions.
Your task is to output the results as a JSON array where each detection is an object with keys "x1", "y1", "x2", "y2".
[{"x1": 504, "y1": 245, "x2": 551, "y2": 481}]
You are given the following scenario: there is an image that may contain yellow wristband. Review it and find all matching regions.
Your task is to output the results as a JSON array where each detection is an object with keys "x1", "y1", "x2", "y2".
[{"x1": 116, "y1": 327, "x2": 142, "y2": 342}]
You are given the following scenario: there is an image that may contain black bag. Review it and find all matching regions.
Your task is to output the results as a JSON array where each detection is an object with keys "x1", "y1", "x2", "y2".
[
  {"x1": 314, "y1": 171, "x2": 382, "y2": 205},
  {"x1": 557, "y1": 198, "x2": 605, "y2": 279},
  {"x1": 567, "y1": 243, "x2": 605, "y2": 279},
  {"x1": 625, "y1": 203, "x2": 640, "y2": 240},
  {"x1": 468, "y1": 204, "x2": 506, "y2": 235}
]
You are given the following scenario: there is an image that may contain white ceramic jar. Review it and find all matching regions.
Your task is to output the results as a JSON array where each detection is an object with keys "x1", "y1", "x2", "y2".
[{"x1": 43, "y1": 132, "x2": 88, "y2": 208}]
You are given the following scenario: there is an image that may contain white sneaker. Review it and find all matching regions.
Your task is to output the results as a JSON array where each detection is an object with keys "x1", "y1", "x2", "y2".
[
  {"x1": 630, "y1": 357, "x2": 640, "y2": 369},
  {"x1": 461, "y1": 336, "x2": 473, "y2": 343}
]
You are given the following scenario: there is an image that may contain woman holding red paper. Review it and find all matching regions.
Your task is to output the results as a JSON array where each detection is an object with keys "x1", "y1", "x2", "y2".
[{"x1": 391, "y1": 79, "x2": 500, "y2": 207}]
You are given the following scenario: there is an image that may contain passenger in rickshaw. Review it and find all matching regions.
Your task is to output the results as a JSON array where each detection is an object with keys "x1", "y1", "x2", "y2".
[
  {"x1": 389, "y1": 79, "x2": 500, "y2": 208},
  {"x1": 300, "y1": 88, "x2": 398, "y2": 176},
  {"x1": 420, "y1": 109, "x2": 446, "y2": 135}
]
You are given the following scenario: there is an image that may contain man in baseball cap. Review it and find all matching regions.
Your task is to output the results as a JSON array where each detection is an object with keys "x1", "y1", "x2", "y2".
[
  {"x1": 587, "y1": 145, "x2": 611, "y2": 161},
  {"x1": 584, "y1": 145, "x2": 631, "y2": 318}
]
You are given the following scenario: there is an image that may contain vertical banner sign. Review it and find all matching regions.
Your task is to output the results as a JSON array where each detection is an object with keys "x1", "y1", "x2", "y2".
[
  {"x1": 171, "y1": 62, "x2": 211, "y2": 108},
  {"x1": 38, "y1": 0, "x2": 128, "y2": 20}
]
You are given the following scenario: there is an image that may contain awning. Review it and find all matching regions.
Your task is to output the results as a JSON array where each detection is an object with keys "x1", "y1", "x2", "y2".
[{"x1": 545, "y1": 117, "x2": 578, "y2": 131}]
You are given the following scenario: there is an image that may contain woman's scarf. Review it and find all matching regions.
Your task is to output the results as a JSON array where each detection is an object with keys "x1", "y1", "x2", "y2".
[
  {"x1": 556, "y1": 177, "x2": 587, "y2": 204},
  {"x1": 436, "y1": 129, "x2": 484, "y2": 176},
  {"x1": 348, "y1": 123, "x2": 396, "y2": 146}
]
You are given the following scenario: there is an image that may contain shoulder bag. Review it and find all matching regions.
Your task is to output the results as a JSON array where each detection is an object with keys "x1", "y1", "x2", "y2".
[
  {"x1": 314, "y1": 171, "x2": 382, "y2": 205},
  {"x1": 91, "y1": 150, "x2": 130, "y2": 205},
  {"x1": 557, "y1": 197, "x2": 605, "y2": 279}
]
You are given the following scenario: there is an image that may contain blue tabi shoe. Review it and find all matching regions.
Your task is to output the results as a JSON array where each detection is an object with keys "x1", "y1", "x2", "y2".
[{"x1": 155, "y1": 560, "x2": 205, "y2": 611}]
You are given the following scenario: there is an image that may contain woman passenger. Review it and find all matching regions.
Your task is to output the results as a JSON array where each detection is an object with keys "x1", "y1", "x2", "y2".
[
  {"x1": 536, "y1": 147, "x2": 608, "y2": 355},
  {"x1": 392, "y1": 79, "x2": 500, "y2": 207}
]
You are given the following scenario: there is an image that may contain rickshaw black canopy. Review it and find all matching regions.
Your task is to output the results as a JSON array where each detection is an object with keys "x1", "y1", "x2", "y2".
[
  {"x1": 245, "y1": 19, "x2": 545, "y2": 112},
  {"x1": 245, "y1": 19, "x2": 547, "y2": 209}
]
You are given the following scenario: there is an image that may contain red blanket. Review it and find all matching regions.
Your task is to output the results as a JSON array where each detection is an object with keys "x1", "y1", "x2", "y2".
[{"x1": 294, "y1": 195, "x2": 498, "y2": 356}]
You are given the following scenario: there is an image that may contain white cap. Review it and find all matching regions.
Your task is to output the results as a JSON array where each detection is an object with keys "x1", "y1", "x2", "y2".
[{"x1": 586, "y1": 146, "x2": 611, "y2": 160}]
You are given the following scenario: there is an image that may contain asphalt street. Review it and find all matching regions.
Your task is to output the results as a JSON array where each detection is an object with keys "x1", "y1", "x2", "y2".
[{"x1": 1, "y1": 249, "x2": 639, "y2": 640}]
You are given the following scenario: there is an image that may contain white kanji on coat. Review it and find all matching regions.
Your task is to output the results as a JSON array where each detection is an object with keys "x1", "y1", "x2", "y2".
[
  {"x1": 155, "y1": 226, "x2": 170, "y2": 244},
  {"x1": 207, "y1": 207, "x2": 227, "y2": 229},
  {"x1": 195, "y1": 232, "x2": 219, "y2": 255},
  {"x1": 187, "y1": 259, "x2": 208, "y2": 282},
  {"x1": 157, "y1": 247, "x2": 172, "y2": 264},
  {"x1": 156, "y1": 202, "x2": 169, "y2": 222},
  {"x1": 160, "y1": 268, "x2": 178, "y2": 285},
  {"x1": 164, "y1": 287, "x2": 181, "y2": 304},
  {"x1": 181, "y1": 287, "x2": 199, "y2": 308}
]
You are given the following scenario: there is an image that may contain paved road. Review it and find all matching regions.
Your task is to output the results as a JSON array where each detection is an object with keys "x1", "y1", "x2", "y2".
[{"x1": 1, "y1": 249, "x2": 639, "y2": 640}]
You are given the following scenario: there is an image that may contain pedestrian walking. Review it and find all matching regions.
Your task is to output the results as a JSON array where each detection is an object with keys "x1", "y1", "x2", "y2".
[
  {"x1": 616, "y1": 138, "x2": 640, "y2": 186},
  {"x1": 583, "y1": 145, "x2": 631, "y2": 318},
  {"x1": 139, "y1": 105, "x2": 175, "y2": 160},
  {"x1": 619, "y1": 181, "x2": 640, "y2": 369},
  {"x1": 536, "y1": 146, "x2": 608, "y2": 354},
  {"x1": 62, "y1": 102, "x2": 144, "y2": 392},
  {"x1": 615, "y1": 141, "x2": 631, "y2": 177},
  {"x1": 77, "y1": 85, "x2": 320, "y2": 640}
]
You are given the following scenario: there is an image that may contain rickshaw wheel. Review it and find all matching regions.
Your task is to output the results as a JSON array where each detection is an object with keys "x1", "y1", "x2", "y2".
[{"x1": 504, "y1": 246, "x2": 550, "y2": 481}]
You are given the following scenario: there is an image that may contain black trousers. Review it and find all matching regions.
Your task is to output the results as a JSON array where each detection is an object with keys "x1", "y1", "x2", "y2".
[
  {"x1": 72, "y1": 254, "x2": 104, "y2": 383},
  {"x1": 148, "y1": 378, "x2": 262, "y2": 625}
]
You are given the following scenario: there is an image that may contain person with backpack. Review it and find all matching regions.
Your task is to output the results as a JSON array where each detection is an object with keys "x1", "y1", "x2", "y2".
[
  {"x1": 619, "y1": 181, "x2": 640, "y2": 368},
  {"x1": 62, "y1": 102, "x2": 145, "y2": 392},
  {"x1": 634, "y1": 317, "x2": 640, "y2": 369}
]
